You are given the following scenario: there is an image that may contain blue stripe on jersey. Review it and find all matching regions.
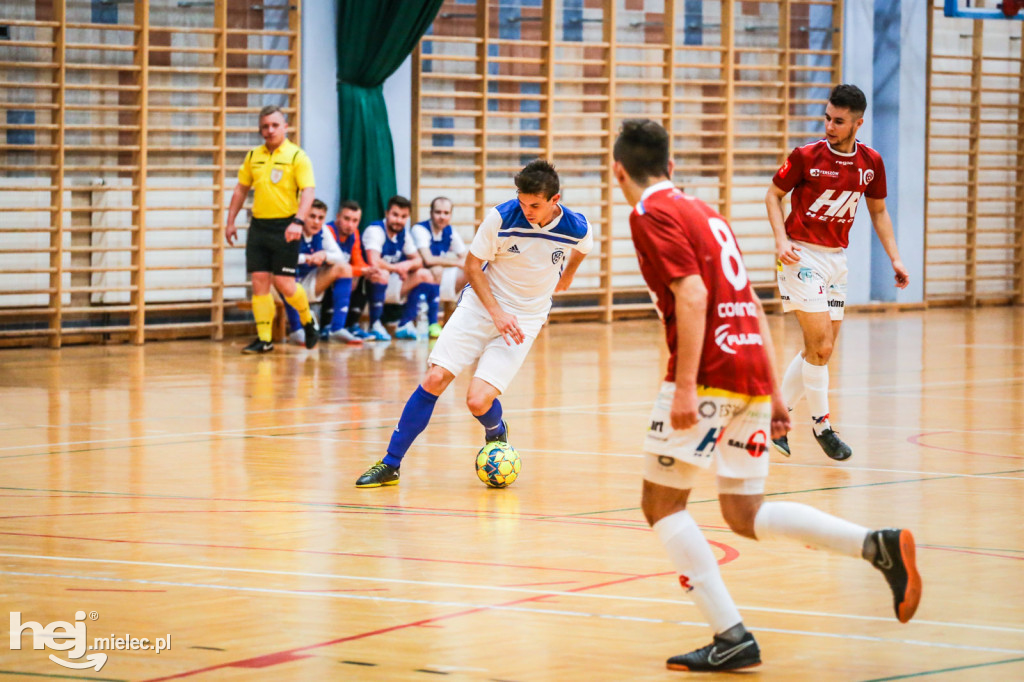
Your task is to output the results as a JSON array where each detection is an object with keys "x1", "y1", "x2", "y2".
[
  {"x1": 496, "y1": 230, "x2": 582, "y2": 245},
  {"x1": 415, "y1": 219, "x2": 453, "y2": 257},
  {"x1": 296, "y1": 230, "x2": 325, "y2": 279},
  {"x1": 494, "y1": 197, "x2": 589, "y2": 239},
  {"x1": 365, "y1": 220, "x2": 410, "y2": 264}
]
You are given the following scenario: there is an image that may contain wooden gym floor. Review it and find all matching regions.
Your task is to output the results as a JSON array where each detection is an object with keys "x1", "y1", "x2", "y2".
[{"x1": 1, "y1": 307, "x2": 1022, "y2": 681}]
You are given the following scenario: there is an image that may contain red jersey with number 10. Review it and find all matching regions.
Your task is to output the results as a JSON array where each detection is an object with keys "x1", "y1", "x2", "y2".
[
  {"x1": 630, "y1": 186, "x2": 773, "y2": 397},
  {"x1": 772, "y1": 139, "x2": 887, "y2": 249}
]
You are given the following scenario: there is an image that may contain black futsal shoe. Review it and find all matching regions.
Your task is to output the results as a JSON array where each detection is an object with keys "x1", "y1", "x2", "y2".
[
  {"x1": 302, "y1": 316, "x2": 320, "y2": 349},
  {"x1": 814, "y1": 427, "x2": 852, "y2": 461},
  {"x1": 355, "y1": 460, "x2": 400, "y2": 488},
  {"x1": 870, "y1": 528, "x2": 922, "y2": 623},
  {"x1": 772, "y1": 434, "x2": 791, "y2": 457},
  {"x1": 242, "y1": 338, "x2": 274, "y2": 354},
  {"x1": 485, "y1": 420, "x2": 510, "y2": 444},
  {"x1": 666, "y1": 632, "x2": 761, "y2": 672}
]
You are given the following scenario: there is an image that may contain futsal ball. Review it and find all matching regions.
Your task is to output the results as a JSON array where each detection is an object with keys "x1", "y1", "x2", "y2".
[{"x1": 475, "y1": 441, "x2": 522, "y2": 488}]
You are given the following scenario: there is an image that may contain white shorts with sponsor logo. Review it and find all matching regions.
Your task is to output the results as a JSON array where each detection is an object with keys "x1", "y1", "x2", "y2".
[
  {"x1": 643, "y1": 382, "x2": 771, "y2": 492},
  {"x1": 427, "y1": 290, "x2": 545, "y2": 393},
  {"x1": 776, "y1": 240, "x2": 848, "y2": 320}
]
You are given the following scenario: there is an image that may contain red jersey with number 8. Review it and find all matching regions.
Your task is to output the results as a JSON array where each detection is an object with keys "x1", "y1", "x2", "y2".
[
  {"x1": 630, "y1": 185, "x2": 773, "y2": 396},
  {"x1": 772, "y1": 139, "x2": 887, "y2": 248}
]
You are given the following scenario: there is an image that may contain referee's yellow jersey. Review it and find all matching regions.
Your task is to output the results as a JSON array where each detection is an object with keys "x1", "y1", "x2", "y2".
[{"x1": 238, "y1": 138, "x2": 315, "y2": 219}]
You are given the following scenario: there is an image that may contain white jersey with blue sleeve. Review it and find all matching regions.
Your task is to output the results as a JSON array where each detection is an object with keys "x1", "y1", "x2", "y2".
[
  {"x1": 467, "y1": 198, "x2": 592, "y2": 318},
  {"x1": 411, "y1": 220, "x2": 468, "y2": 259}
]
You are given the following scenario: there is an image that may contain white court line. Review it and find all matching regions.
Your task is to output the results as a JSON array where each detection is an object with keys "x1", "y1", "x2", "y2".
[
  {"x1": 0, "y1": 399, "x2": 654, "y2": 454},
  {"x1": 1, "y1": 568, "x2": 1021, "y2": 656},
  {"x1": 1, "y1": 552, "x2": 1020, "y2": 637}
]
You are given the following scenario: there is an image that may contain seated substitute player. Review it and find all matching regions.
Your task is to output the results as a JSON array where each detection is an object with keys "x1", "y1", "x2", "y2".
[
  {"x1": 225, "y1": 105, "x2": 319, "y2": 353},
  {"x1": 283, "y1": 199, "x2": 363, "y2": 345},
  {"x1": 410, "y1": 196, "x2": 469, "y2": 338},
  {"x1": 766, "y1": 83, "x2": 909, "y2": 461},
  {"x1": 614, "y1": 119, "x2": 921, "y2": 672},
  {"x1": 360, "y1": 195, "x2": 436, "y2": 342},
  {"x1": 319, "y1": 199, "x2": 375, "y2": 342},
  {"x1": 355, "y1": 160, "x2": 592, "y2": 487}
]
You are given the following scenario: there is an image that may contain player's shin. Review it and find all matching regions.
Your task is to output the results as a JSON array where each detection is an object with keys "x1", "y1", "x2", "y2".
[
  {"x1": 654, "y1": 510, "x2": 744, "y2": 635},
  {"x1": 382, "y1": 385, "x2": 439, "y2": 468},
  {"x1": 781, "y1": 351, "x2": 805, "y2": 408},
  {"x1": 753, "y1": 500, "x2": 867, "y2": 558},
  {"x1": 331, "y1": 278, "x2": 352, "y2": 332}
]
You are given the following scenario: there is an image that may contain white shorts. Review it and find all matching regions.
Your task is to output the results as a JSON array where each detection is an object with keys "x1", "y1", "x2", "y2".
[
  {"x1": 427, "y1": 291, "x2": 544, "y2": 393},
  {"x1": 643, "y1": 382, "x2": 771, "y2": 492},
  {"x1": 298, "y1": 268, "x2": 326, "y2": 303},
  {"x1": 385, "y1": 273, "x2": 404, "y2": 305},
  {"x1": 776, "y1": 241, "x2": 848, "y2": 320},
  {"x1": 439, "y1": 267, "x2": 462, "y2": 302}
]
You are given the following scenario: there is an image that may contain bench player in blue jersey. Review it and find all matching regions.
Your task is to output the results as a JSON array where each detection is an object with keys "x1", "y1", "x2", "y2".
[
  {"x1": 360, "y1": 195, "x2": 437, "y2": 342},
  {"x1": 410, "y1": 196, "x2": 469, "y2": 339},
  {"x1": 356, "y1": 160, "x2": 593, "y2": 487},
  {"x1": 283, "y1": 199, "x2": 364, "y2": 345}
]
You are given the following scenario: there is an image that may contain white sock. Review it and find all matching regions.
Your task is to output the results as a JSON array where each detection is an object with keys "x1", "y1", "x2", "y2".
[
  {"x1": 653, "y1": 511, "x2": 742, "y2": 634},
  {"x1": 802, "y1": 360, "x2": 832, "y2": 434},
  {"x1": 781, "y1": 351, "x2": 805, "y2": 410},
  {"x1": 754, "y1": 501, "x2": 868, "y2": 558}
]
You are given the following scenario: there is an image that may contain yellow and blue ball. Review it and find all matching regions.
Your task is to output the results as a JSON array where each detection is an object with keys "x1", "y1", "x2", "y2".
[{"x1": 475, "y1": 441, "x2": 522, "y2": 488}]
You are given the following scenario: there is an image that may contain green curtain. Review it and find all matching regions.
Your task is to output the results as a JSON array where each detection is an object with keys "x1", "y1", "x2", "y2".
[{"x1": 337, "y1": 0, "x2": 444, "y2": 229}]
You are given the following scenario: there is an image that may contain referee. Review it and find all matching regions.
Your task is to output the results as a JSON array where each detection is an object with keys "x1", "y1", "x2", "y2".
[{"x1": 226, "y1": 105, "x2": 319, "y2": 353}]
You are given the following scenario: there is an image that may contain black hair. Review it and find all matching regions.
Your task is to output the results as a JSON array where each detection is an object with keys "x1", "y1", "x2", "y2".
[
  {"x1": 339, "y1": 199, "x2": 361, "y2": 212},
  {"x1": 386, "y1": 195, "x2": 412, "y2": 211},
  {"x1": 311, "y1": 198, "x2": 328, "y2": 212},
  {"x1": 430, "y1": 196, "x2": 452, "y2": 212},
  {"x1": 613, "y1": 119, "x2": 671, "y2": 184},
  {"x1": 514, "y1": 159, "x2": 560, "y2": 199},
  {"x1": 828, "y1": 84, "x2": 867, "y2": 116}
]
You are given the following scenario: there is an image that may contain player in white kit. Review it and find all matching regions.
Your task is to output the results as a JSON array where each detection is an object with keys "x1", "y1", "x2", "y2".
[{"x1": 355, "y1": 160, "x2": 593, "y2": 487}]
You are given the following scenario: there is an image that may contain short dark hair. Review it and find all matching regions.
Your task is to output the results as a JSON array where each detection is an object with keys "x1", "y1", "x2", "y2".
[
  {"x1": 430, "y1": 196, "x2": 452, "y2": 212},
  {"x1": 514, "y1": 159, "x2": 560, "y2": 199},
  {"x1": 613, "y1": 119, "x2": 671, "y2": 184},
  {"x1": 258, "y1": 105, "x2": 285, "y2": 121},
  {"x1": 828, "y1": 84, "x2": 867, "y2": 117},
  {"x1": 339, "y1": 199, "x2": 361, "y2": 213},
  {"x1": 311, "y1": 198, "x2": 328, "y2": 212},
  {"x1": 386, "y1": 195, "x2": 412, "y2": 211}
]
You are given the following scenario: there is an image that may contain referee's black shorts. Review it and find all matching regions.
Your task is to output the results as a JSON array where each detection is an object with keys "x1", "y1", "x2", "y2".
[{"x1": 246, "y1": 216, "x2": 300, "y2": 276}]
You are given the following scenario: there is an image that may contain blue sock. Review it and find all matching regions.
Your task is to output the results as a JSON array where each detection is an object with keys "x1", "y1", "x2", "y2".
[
  {"x1": 400, "y1": 283, "x2": 428, "y2": 326},
  {"x1": 284, "y1": 300, "x2": 301, "y2": 333},
  {"x1": 330, "y1": 277, "x2": 352, "y2": 332},
  {"x1": 474, "y1": 398, "x2": 506, "y2": 440},
  {"x1": 383, "y1": 385, "x2": 439, "y2": 467},
  {"x1": 427, "y1": 283, "x2": 440, "y2": 324},
  {"x1": 368, "y1": 282, "x2": 387, "y2": 325}
]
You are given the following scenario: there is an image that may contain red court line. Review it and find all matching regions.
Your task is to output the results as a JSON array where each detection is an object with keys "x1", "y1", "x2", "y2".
[
  {"x1": 908, "y1": 431, "x2": 1024, "y2": 460},
  {"x1": 141, "y1": 569, "x2": 679, "y2": 681},
  {"x1": 0, "y1": 530, "x2": 640, "y2": 577}
]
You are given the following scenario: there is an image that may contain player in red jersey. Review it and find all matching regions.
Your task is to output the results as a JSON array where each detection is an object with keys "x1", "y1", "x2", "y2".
[
  {"x1": 614, "y1": 119, "x2": 921, "y2": 673},
  {"x1": 767, "y1": 84, "x2": 910, "y2": 461}
]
